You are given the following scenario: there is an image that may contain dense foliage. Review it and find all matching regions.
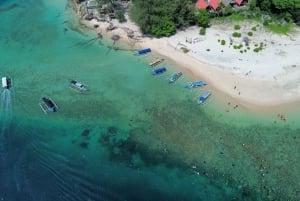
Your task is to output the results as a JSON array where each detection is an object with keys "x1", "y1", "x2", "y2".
[
  {"x1": 130, "y1": 0, "x2": 198, "y2": 37},
  {"x1": 129, "y1": 0, "x2": 300, "y2": 37},
  {"x1": 255, "y1": 0, "x2": 300, "y2": 24}
]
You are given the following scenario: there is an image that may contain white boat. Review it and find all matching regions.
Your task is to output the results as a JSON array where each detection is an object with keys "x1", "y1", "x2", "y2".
[
  {"x1": 39, "y1": 97, "x2": 58, "y2": 114},
  {"x1": 70, "y1": 80, "x2": 88, "y2": 91},
  {"x1": 2, "y1": 76, "x2": 12, "y2": 89}
]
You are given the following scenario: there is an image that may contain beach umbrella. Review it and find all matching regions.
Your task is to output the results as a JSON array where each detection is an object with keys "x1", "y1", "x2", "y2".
[
  {"x1": 209, "y1": 0, "x2": 220, "y2": 10},
  {"x1": 196, "y1": 0, "x2": 208, "y2": 9}
]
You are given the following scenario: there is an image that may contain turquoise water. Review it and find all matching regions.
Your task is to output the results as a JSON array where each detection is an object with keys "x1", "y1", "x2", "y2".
[{"x1": 0, "y1": 0, "x2": 299, "y2": 200}]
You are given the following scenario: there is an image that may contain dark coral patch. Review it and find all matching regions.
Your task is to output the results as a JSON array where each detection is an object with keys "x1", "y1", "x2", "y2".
[
  {"x1": 81, "y1": 129, "x2": 90, "y2": 137},
  {"x1": 80, "y1": 142, "x2": 89, "y2": 149}
]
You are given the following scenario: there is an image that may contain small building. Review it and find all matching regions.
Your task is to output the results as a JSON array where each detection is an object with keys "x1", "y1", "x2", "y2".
[
  {"x1": 196, "y1": 0, "x2": 208, "y2": 9},
  {"x1": 196, "y1": 0, "x2": 247, "y2": 10}
]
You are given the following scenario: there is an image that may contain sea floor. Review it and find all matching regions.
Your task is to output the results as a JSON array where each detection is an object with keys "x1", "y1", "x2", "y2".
[{"x1": 0, "y1": 0, "x2": 299, "y2": 200}]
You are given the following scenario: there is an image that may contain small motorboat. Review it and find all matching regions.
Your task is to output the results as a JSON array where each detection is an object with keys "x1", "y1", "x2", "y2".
[
  {"x1": 168, "y1": 72, "x2": 182, "y2": 83},
  {"x1": 39, "y1": 97, "x2": 58, "y2": 114},
  {"x1": 185, "y1": 80, "x2": 207, "y2": 89},
  {"x1": 152, "y1": 67, "x2": 166, "y2": 75},
  {"x1": 70, "y1": 80, "x2": 88, "y2": 91},
  {"x1": 196, "y1": 91, "x2": 211, "y2": 105},
  {"x1": 2, "y1": 76, "x2": 12, "y2": 89}
]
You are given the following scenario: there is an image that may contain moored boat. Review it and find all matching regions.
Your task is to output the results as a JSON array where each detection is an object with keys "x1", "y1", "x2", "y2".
[
  {"x1": 134, "y1": 48, "x2": 151, "y2": 56},
  {"x1": 70, "y1": 80, "x2": 88, "y2": 91},
  {"x1": 168, "y1": 72, "x2": 182, "y2": 83},
  {"x1": 152, "y1": 67, "x2": 166, "y2": 75},
  {"x1": 185, "y1": 80, "x2": 207, "y2": 89},
  {"x1": 149, "y1": 58, "x2": 164, "y2": 67},
  {"x1": 39, "y1": 97, "x2": 58, "y2": 114},
  {"x1": 197, "y1": 91, "x2": 211, "y2": 105},
  {"x1": 2, "y1": 76, "x2": 12, "y2": 89}
]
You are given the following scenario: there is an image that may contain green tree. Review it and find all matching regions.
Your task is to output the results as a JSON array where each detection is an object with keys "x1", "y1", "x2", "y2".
[
  {"x1": 151, "y1": 17, "x2": 176, "y2": 37},
  {"x1": 195, "y1": 9, "x2": 210, "y2": 27},
  {"x1": 259, "y1": 0, "x2": 271, "y2": 11}
]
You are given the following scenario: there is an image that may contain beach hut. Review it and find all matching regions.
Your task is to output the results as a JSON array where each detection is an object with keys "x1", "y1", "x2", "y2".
[
  {"x1": 209, "y1": 0, "x2": 220, "y2": 10},
  {"x1": 235, "y1": 0, "x2": 244, "y2": 5},
  {"x1": 196, "y1": 0, "x2": 208, "y2": 9}
]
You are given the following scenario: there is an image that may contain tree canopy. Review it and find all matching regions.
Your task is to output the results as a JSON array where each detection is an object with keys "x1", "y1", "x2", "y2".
[
  {"x1": 129, "y1": 0, "x2": 300, "y2": 37},
  {"x1": 130, "y1": 0, "x2": 197, "y2": 37}
]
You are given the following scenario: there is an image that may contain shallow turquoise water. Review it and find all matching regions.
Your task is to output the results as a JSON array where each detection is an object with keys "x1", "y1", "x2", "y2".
[{"x1": 0, "y1": 0, "x2": 299, "y2": 200}]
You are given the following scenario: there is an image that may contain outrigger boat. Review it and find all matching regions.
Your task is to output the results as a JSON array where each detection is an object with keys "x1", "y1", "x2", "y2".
[
  {"x1": 185, "y1": 80, "x2": 207, "y2": 89},
  {"x1": 39, "y1": 97, "x2": 58, "y2": 114},
  {"x1": 168, "y1": 72, "x2": 182, "y2": 83},
  {"x1": 2, "y1": 76, "x2": 12, "y2": 89},
  {"x1": 149, "y1": 58, "x2": 164, "y2": 67},
  {"x1": 70, "y1": 80, "x2": 88, "y2": 91},
  {"x1": 196, "y1": 91, "x2": 211, "y2": 105},
  {"x1": 152, "y1": 67, "x2": 166, "y2": 75}
]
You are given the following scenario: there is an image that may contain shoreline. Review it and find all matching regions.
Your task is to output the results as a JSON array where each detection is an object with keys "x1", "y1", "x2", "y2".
[{"x1": 70, "y1": 0, "x2": 300, "y2": 109}]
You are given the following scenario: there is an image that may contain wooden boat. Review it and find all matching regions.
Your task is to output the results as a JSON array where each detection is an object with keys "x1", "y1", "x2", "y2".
[
  {"x1": 2, "y1": 76, "x2": 12, "y2": 89},
  {"x1": 152, "y1": 67, "x2": 166, "y2": 75},
  {"x1": 168, "y1": 72, "x2": 182, "y2": 83},
  {"x1": 39, "y1": 97, "x2": 58, "y2": 114},
  {"x1": 70, "y1": 80, "x2": 88, "y2": 91},
  {"x1": 149, "y1": 58, "x2": 164, "y2": 67},
  {"x1": 185, "y1": 80, "x2": 207, "y2": 89},
  {"x1": 197, "y1": 91, "x2": 211, "y2": 105}
]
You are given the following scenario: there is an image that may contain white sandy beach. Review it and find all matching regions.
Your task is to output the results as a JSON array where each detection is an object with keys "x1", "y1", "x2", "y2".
[{"x1": 74, "y1": 2, "x2": 300, "y2": 108}]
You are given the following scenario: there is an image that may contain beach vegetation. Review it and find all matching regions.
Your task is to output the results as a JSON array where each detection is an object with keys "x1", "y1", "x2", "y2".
[
  {"x1": 265, "y1": 22, "x2": 293, "y2": 34},
  {"x1": 180, "y1": 47, "x2": 190, "y2": 53},
  {"x1": 196, "y1": 9, "x2": 210, "y2": 28},
  {"x1": 229, "y1": 13, "x2": 245, "y2": 21},
  {"x1": 247, "y1": 32, "x2": 253, "y2": 36},
  {"x1": 129, "y1": 0, "x2": 299, "y2": 37},
  {"x1": 233, "y1": 44, "x2": 243, "y2": 49},
  {"x1": 151, "y1": 16, "x2": 176, "y2": 37},
  {"x1": 249, "y1": 0, "x2": 300, "y2": 26},
  {"x1": 253, "y1": 42, "x2": 265, "y2": 52},
  {"x1": 232, "y1": 32, "x2": 241, "y2": 38},
  {"x1": 251, "y1": 26, "x2": 257, "y2": 31},
  {"x1": 199, "y1": 27, "x2": 206, "y2": 35},
  {"x1": 206, "y1": 48, "x2": 210, "y2": 51},
  {"x1": 234, "y1": 24, "x2": 241, "y2": 30},
  {"x1": 116, "y1": 11, "x2": 126, "y2": 23},
  {"x1": 221, "y1": 40, "x2": 226, "y2": 45},
  {"x1": 130, "y1": 0, "x2": 198, "y2": 37}
]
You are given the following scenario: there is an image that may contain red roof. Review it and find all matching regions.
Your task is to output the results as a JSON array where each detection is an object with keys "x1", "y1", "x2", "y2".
[
  {"x1": 235, "y1": 0, "x2": 243, "y2": 5},
  {"x1": 196, "y1": 0, "x2": 208, "y2": 9},
  {"x1": 209, "y1": 0, "x2": 220, "y2": 10}
]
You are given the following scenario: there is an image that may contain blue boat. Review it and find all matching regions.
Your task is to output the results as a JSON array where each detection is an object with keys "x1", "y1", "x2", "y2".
[
  {"x1": 168, "y1": 72, "x2": 182, "y2": 83},
  {"x1": 134, "y1": 48, "x2": 151, "y2": 55},
  {"x1": 185, "y1": 80, "x2": 207, "y2": 89},
  {"x1": 197, "y1": 91, "x2": 211, "y2": 105},
  {"x1": 152, "y1": 67, "x2": 166, "y2": 75}
]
